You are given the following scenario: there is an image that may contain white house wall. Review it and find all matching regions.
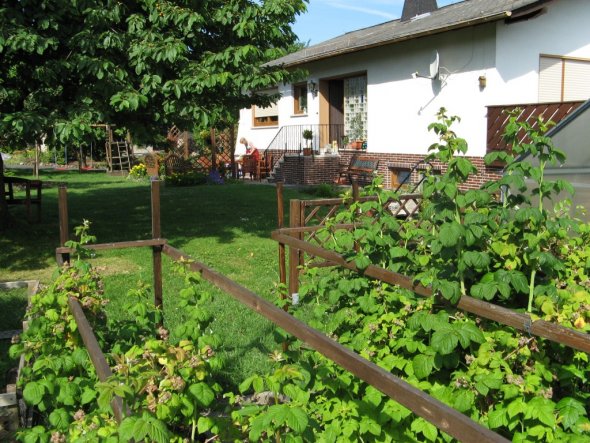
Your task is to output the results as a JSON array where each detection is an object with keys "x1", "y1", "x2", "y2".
[
  {"x1": 367, "y1": 25, "x2": 496, "y2": 156},
  {"x1": 237, "y1": 0, "x2": 590, "y2": 158},
  {"x1": 495, "y1": 0, "x2": 590, "y2": 106}
]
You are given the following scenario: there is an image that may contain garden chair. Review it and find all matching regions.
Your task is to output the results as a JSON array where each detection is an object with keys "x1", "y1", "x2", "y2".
[
  {"x1": 258, "y1": 154, "x2": 273, "y2": 180},
  {"x1": 242, "y1": 156, "x2": 258, "y2": 180}
]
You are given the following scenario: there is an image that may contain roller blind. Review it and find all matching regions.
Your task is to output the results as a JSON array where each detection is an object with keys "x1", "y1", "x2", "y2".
[
  {"x1": 539, "y1": 56, "x2": 590, "y2": 102},
  {"x1": 539, "y1": 56, "x2": 562, "y2": 102},
  {"x1": 254, "y1": 89, "x2": 279, "y2": 118},
  {"x1": 564, "y1": 59, "x2": 590, "y2": 101}
]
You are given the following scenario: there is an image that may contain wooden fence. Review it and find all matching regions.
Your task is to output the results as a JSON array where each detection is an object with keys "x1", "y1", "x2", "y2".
[{"x1": 52, "y1": 180, "x2": 513, "y2": 442}]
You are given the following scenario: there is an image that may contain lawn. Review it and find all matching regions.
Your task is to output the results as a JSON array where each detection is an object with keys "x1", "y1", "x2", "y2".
[{"x1": 0, "y1": 170, "x2": 322, "y2": 389}]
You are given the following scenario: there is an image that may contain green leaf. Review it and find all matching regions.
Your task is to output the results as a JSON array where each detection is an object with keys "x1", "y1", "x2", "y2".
[
  {"x1": 119, "y1": 417, "x2": 138, "y2": 441},
  {"x1": 354, "y1": 254, "x2": 372, "y2": 270},
  {"x1": 197, "y1": 416, "x2": 215, "y2": 434},
  {"x1": 453, "y1": 390, "x2": 474, "y2": 413},
  {"x1": 463, "y1": 251, "x2": 490, "y2": 270},
  {"x1": 439, "y1": 222, "x2": 463, "y2": 247},
  {"x1": 285, "y1": 406, "x2": 308, "y2": 433},
  {"x1": 189, "y1": 383, "x2": 215, "y2": 407},
  {"x1": 359, "y1": 416, "x2": 381, "y2": 436},
  {"x1": 362, "y1": 385, "x2": 383, "y2": 408},
  {"x1": 49, "y1": 408, "x2": 70, "y2": 430},
  {"x1": 487, "y1": 408, "x2": 507, "y2": 429},
  {"x1": 23, "y1": 381, "x2": 45, "y2": 405},
  {"x1": 434, "y1": 279, "x2": 461, "y2": 303},
  {"x1": 431, "y1": 328, "x2": 458, "y2": 355},
  {"x1": 81, "y1": 387, "x2": 97, "y2": 405},
  {"x1": 557, "y1": 397, "x2": 586, "y2": 430},
  {"x1": 412, "y1": 354, "x2": 434, "y2": 379},
  {"x1": 471, "y1": 282, "x2": 497, "y2": 300}
]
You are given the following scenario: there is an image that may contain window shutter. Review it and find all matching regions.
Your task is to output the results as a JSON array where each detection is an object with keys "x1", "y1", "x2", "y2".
[
  {"x1": 563, "y1": 59, "x2": 590, "y2": 101},
  {"x1": 254, "y1": 102, "x2": 279, "y2": 118},
  {"x1": 539, "y1": 56, "x2": 563, "y2": 102},
  {"x1": 254, "y1": 88, "x2": 279, "y2": 118}
]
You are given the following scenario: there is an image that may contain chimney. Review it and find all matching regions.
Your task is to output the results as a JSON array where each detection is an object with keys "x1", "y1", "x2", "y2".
[{"x1": 401, "y1": 0, "x2": 438, "y2": 22}]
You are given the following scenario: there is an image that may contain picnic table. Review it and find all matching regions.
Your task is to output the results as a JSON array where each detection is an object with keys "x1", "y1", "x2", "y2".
[{"x1": 3, "y1": 176, "x2": 42, "y2": 222}]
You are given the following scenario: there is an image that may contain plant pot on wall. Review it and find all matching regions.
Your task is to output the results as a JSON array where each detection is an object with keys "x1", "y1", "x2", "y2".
[
  {"x1": 351, "y1": 140, "x2": 363, "y2": 150},
  {"x1": 303, "y1": 147, "x2": 312, "y2": 156}
]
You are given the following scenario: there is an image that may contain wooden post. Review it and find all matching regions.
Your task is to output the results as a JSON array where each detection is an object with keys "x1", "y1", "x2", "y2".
[
  {"x1": 210, "y1": 128, "x2": 217, "y2": 172},
  {"x1": 277, "y1": 183, "x2": 287, "y2": 303},
  {"x1": 151, "y1": 179, "x2": 163, "y2": 310},
  {"x1": 352, "y1": 180, "x2": 360, "y2": 252},
  {"x1": 352, "y1": 180, "x2": 360, "y2": 204},
  {"x1": 57, "y1": 184, "x2": 70, "y2": 265},
  {"x1": 288, "y1": 199, "x2": 302, "y2": 298}
]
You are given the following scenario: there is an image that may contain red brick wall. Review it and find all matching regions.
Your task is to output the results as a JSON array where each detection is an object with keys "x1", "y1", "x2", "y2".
[{"x1": 268, "y1": 149, "x2": 503, "y2": 189}]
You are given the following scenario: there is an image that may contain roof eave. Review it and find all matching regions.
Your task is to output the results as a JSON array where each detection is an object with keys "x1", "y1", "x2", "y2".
[{"x1": 274, "y1": 10, "x2": 513, "y2": 69}]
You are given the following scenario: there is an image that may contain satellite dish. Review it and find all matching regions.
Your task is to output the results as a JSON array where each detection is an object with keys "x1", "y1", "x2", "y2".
[{"x1": 429, "y1": 50, "x2": 440, "y2": 79}]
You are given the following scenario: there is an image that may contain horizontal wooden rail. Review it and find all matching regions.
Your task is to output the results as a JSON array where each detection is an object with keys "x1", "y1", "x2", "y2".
[
  {"x1": 68, "y1": 297, "x2": 125, "y2": 423},
  {"x1": 272, "y1": 230, "x2": 590, "y2": 355},
  {"x1": 300, "y1": 193, "x2": 422, "y2": 208},
  {"x1": 162, "y1": 244, "x2": 507, "y2": 443},
  {"x1": 56, "y1": 238, "x2": 167, "y2": 255}
]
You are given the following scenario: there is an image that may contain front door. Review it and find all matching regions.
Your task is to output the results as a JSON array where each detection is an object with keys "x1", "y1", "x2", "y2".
[{"x1": 328, "y1": 80, "x2": 344, "y2": 147}]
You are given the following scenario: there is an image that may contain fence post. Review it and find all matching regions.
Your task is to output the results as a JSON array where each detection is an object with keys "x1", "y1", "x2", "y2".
[
  {"x1": 352, "y1": 180, "x2": 360, "y2": 252},
  {"x1": 288, "y1": 199, "x2": 302, "y2": 299},
  {"x1": 276, "y1": 183, "x2": 287, "y2": 304},
  {"x1": 151, "y1": 179, "x2": 163, "y2": 310},
  {"x1": 57, "y1": 184, "x2": 70, "y2": 265}
]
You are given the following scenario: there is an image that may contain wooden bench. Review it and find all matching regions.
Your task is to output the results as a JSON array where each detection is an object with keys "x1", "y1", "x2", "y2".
[
  {"x1": 338, "y1": 154, "x2": 379, "y2": 186},
  {"x1": 3, "y1": 177, "x2": 42, "y2": 222}
]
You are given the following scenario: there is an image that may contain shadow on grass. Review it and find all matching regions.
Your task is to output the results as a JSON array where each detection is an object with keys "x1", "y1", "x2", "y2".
[{"x1": 1, "y1": 174, "x2": 306, "y2": 277}]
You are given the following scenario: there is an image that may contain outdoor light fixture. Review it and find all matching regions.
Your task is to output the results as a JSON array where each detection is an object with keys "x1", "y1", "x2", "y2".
[
  {"x1": 308, "y1": 80, "x2": 318, "y2": 97},
  {"x1": 478, "y1": 75, "x2": 487, "y2": 88}
]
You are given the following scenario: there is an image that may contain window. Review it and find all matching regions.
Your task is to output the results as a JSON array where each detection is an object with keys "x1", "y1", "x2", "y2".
[
  {"x1": 390, "y1": 168, "x2": 411, "y2": 190},
  {"x1": 252, "y1": 88, "x2": 279, "y2": 127},
  {"x1": 293, "y1": 83, "x2": 308, "y2": 115},
  {"x1": 344, "y1": 75, "x2": 368, "y2": 141},
  {"x1": 539, "y1": 55, "x2": 590, "y2": 102}
]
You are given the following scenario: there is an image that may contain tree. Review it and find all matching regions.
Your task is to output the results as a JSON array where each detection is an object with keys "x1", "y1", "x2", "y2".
[{"x1": 0, "y1": 0, "x2": 307, "y2": 226}]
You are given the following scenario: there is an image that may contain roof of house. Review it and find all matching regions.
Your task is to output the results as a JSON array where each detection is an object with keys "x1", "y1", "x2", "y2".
[{"x1": 271, "y1": 0, "x2": 551, "y2": 67}]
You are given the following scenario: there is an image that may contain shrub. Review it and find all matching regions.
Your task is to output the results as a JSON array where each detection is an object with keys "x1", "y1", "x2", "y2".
[{"x1": 165, "y1": 171, "x2": 207, "y2": 186}]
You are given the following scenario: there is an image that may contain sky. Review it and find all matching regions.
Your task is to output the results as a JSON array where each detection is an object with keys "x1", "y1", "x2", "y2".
[{"x1": 293, "y1": 0, "x2": 462, "y2": 45}]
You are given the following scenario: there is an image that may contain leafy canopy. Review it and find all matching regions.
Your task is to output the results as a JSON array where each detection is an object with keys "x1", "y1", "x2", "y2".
[{"x1": 0, "y1": 0, "x2": 307, "y2": 148}]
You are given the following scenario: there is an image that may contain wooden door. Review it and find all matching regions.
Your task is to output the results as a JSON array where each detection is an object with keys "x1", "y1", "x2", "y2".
[{"x1": 329, "y1": 80, "x2": 344, "y2": 146}]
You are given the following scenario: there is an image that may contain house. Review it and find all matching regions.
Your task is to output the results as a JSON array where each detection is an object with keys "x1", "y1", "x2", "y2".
[{"x1": 236, "y1": 0, "x2": 590, "y2": 188}]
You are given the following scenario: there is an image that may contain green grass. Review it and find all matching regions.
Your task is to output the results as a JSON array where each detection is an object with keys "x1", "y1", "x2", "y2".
[{"x1": 1, "y1": 170, "x2": 318, "y2": 389}]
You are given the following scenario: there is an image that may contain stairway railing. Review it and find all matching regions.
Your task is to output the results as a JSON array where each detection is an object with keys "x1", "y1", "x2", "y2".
[{"x1": 263, "y1": 124, "x2": 345, "y2": 171}]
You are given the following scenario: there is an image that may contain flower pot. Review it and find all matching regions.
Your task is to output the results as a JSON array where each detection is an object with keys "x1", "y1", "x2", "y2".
[
  {"x1": 351, "y1": 140, "x2": 363, "y2": 150},
  {"x1": 303, "y1": 147, "x2": 312, "y2": 156}
]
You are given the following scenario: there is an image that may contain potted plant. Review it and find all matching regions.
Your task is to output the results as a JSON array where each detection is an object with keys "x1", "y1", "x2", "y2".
[
  {"x1": 302, "y1": 129, "x2": 313, "y2": 155},
  {"x1": 348, "y1": 114, "x2": 365, "y2": 149},
  {"x1": 341, "y1": 135, "x2": 349, "y2": 149}
]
